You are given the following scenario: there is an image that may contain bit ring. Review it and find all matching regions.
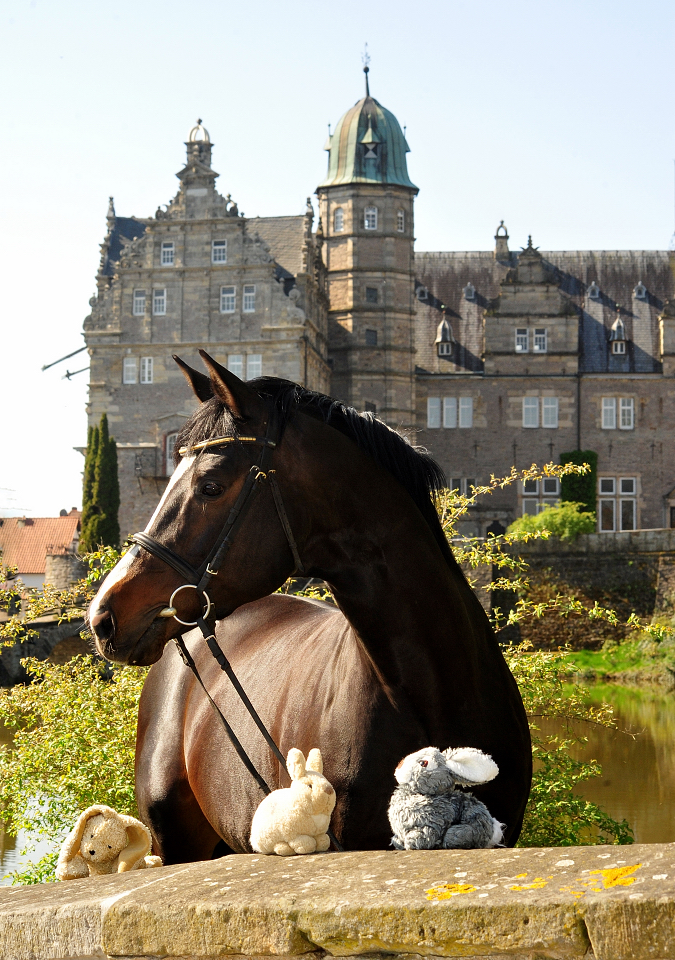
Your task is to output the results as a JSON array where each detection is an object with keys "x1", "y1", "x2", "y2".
[{"x1": 164, "y1": 584, "x2": 212, "y2": 626}]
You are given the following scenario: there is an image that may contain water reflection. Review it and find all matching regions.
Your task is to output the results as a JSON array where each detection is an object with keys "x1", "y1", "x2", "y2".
[{"x1": 541, "y1": 683, "x2": 675, "y2": 844}]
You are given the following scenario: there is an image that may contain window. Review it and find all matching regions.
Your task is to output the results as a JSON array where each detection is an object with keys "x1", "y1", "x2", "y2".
[
  {"x1": 397, "y1": 210, "x2": 405, "y2": 232},
  {"x1": 165, "y1": 433, "x2": 178, "y2": 476},
  {"x1": 515, "y1": 329, "x2": 528, "y2": 353},
  {"x1": 365, "y1": 329, "x2": 378, "y2": 346},
  {"x1": 243, "y1": 284, "x2": 256, "y2": 312},
  {"x1": 620, "y1": 397, "x2": 634, "y2": 430},
  {"x1": 132, "y1": 289, "x2": 146, "y2": 316},
  {"x1": 450, "y1": 478, "x2": 475, "y2": 496},
  {"x1": 463, "y1": 282, "x2": 476, "y2": 301},
  {"x1": 228, "y1": 354, "x2": 243, "y2": 378},
  {"x1": 365, "y1": 287, "x2": 378, "y2": 304},
  {"x1": 220, "y1": 285, "x2": 236, "y2": 313},
  {"x1": 542, "y1": 396, "x2": 559, "y2": 428},
  {"x1": 123, "y1": 357, "x2": 137, "y2": 384},
  {"x1": 612, "y1": 340, "x2": 626, "y2": 355},
  {"x1": 443, "y1": 397, "x2": 457, "y2": 428},
  {"x1": 602, "y1": 397, "x2": 616, "y2": 429},
  {"x1": 140, "y1": 357, "x2": 153, "y2": 384},
  {"x1": 364, "y1": 206, "x2": 378, "y2": 230},
  {"x1": 153, "y1": 288, "x2": 166, "y2": 315},
  {"x1": 522, "y1": 477, "x2": 560, "y2": 515},
  {"x1": 427, "y1": 397, "x2": 441, "y2": 428},
  {"x1": 212, "y1": 240, "x2": 227, "y2": 263},
  {"x1": 459, "y1": 397, "x2": 473, "y2": 428},
  {"x1": 588, "y1": 281, "x2": 600, "y2": 300},
  {"x1": 438, "y1": 341, "x2": 453, "y2": 357},
  {"x1": 523, "y1": 397, "x2": 539, "y2": 428},
  {"x1": 246, "y1": 354, "x2": 262, "y2": 380},
  {"x1": 334, "y1": 208, "x2": 344, "y2": 232},
  {"x1": 533, "y1": 328, "x2": 547, "y2": 353},
  {"x1": 161, "y1": 241, "x2": 175, "y2": 266},
  {"x1": 416, "y1": 286, "x2": 428, "y2": 302},
  {"x1": 599, "y1": 477, "x2": 637, "y2": 531}
]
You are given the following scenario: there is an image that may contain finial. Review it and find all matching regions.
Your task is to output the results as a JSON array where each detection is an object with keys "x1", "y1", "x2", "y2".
[
  {"x1": 362, "y1": 43, "x2": 370, "y2": 96},
  {"x1": 107, "y1": 196, "x2": 115, "y2": 220}
]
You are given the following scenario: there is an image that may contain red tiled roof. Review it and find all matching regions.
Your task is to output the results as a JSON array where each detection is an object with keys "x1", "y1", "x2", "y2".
[{"x1": 0, "y1": 510, "x2": 81, "y2": 575}]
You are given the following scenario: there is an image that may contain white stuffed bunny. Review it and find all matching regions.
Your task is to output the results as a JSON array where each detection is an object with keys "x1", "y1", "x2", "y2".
[
  {"x1": 388, "y1": 746, "x2": 504, "y2": 850},
  {"x1": 56, "y1": 804, "x2": 162, "y2": 880},
  {"x1": 250, "y1": 748, "x2": 336, "y2": 856}
]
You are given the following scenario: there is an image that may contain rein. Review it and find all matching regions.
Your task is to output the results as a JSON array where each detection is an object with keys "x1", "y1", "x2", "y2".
[{"x1": 128, "y1": 410, "x2": 343, "y2": 853}]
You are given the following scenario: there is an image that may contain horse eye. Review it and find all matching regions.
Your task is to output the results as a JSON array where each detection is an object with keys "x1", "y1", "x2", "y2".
[
  {"x1": 201, "y1": 482, "x2": 224, "y2": 498},
  {"x1": 420, "y1": 759, "x2": 428, "y2": 768}
]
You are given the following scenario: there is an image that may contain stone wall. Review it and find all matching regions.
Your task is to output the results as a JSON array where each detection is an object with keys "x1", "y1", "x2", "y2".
[{"x1": 2, "y1": 846, "x2": 675, "y2": 959}]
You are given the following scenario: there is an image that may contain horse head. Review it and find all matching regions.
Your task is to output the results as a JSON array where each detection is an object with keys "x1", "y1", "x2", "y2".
[{"x1": 88, "y1": 350, "x2": 305, "y2": 666}]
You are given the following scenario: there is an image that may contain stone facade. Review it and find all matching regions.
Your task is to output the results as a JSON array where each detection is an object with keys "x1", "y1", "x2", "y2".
[{"x1": 84, "y1": 100, "x2": 675, "y2": 538}]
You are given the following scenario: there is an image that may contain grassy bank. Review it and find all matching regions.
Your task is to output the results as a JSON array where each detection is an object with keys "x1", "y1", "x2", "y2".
[{"x1": 563, "y1": 633, "x2": 675, "y2": 686}]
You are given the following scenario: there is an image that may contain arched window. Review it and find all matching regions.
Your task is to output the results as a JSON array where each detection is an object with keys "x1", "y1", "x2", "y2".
[
  {"x1": 334, "y1": 207, "x2": 344, "y2": 232},
  {"x1": 165, "y1": 432, "x2": 179, "y2": 476},
  {"x1": 364, "y1": 206, "x2": 378, "y2": 230}
]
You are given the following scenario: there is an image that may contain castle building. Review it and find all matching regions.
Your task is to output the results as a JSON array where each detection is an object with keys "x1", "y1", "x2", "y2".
[{"x1": 84, "y1": 90, "x2": 675, "y2": 538}]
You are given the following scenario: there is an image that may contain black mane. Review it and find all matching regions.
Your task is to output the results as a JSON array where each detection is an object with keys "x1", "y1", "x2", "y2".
[{"x1": 175, "y1": 377, "x2": 457, "y2": 571}]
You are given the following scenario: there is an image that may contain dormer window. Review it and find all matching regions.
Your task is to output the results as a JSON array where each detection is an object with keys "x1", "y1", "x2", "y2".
[
  {"x1": 397, "y1": 210, "x2": 405, "y2": 232},
  {"x1": 634, "y1": 281, "x2": 647, "y2": 301},
  {"x1": 416, "y1": 285, "x2": 428, "y2": 302},
  {"x1": 612, "y1": 340, "x2": 626, "y2": 355},
  {"x1": 364, "y1": 206, "x2": 378, "y2": 230},
  {"x1": 588, "y1": 280, "x2": 600, "y2": 301},
  {"x1": 435, "y1": 317, "x2": 455, "y2": 358},
  {"x1": 515, "y1": 328, "x2": 528, "y2": 353},
  {"x1": 334, "y1": 207, "x2": 344, "y2": 232},
  {"x1": 463, "y1": 282, "x2": 476, "y2": 301},
  {"x1": 609, "y1": 312, "x2": 628, "y2": 355},
  {"x1": 161, "y1": 241, "x2": 175, "y2": 266}
]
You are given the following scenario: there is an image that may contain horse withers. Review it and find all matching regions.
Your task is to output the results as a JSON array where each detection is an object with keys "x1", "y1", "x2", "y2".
[{"x1": 88, "y1": 350, "x2": 531, "y2": 864}]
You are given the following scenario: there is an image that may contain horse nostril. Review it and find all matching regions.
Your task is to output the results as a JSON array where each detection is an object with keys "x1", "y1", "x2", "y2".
[{"x1": 91, "y1": 609, "x2": 114, "y2": 643}]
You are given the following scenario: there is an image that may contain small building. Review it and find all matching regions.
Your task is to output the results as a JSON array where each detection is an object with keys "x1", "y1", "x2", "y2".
[{"x1": 0, "y1": 509, "x2": 82, "y2": 588}]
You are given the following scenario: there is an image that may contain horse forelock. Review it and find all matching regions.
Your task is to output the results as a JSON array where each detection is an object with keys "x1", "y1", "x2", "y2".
[{"x1": 174, "y1": 377, "x2": 457, "y2": 571}]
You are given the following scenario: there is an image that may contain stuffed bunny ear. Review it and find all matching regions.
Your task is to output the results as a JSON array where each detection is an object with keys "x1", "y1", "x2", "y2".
[
  {"x1": 305, "y1": 749, "x2": 323, "y2": 774},
  {"x1": 116, "y1": 814, "x2": 152, "y2": 873},
  {"x1": 443, "y1": 747, "x2": 499, "y2": 786},
  {"x1": 58, "y1": 805, "x2": 109, "y2": 865},
  {"x1": 286, "y1": 748, "x2": 306, "y2": 781}
]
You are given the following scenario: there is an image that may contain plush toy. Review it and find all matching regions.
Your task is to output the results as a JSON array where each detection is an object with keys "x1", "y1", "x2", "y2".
[
  {"x1": 388, "y1": 746, "x2": 504, "y2": 850},
  {"x1": 56, "y1": 804, "x2": 163, "y2": 880},
  {"x1": 250, "y1": 748, "x2": 336, "y2": 856}
]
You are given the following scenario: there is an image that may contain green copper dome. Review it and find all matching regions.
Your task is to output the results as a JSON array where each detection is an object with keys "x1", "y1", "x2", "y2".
[{"x1": 319, "y1": 95, "x2": 417, "y2": 190}]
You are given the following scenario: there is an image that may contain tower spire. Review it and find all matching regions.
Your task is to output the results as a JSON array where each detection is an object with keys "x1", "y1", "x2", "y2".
[{"x1": 362, "y1": 43, "x2": 370, "y2": 96}]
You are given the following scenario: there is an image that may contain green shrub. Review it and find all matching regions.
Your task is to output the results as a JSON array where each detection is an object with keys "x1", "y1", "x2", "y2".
[
  {"x1": 506, "y1": 501, "x2": 596, "y2": 541},
  {"x1": 560, "y1": 450, "x2": 598, "y2": 516}
]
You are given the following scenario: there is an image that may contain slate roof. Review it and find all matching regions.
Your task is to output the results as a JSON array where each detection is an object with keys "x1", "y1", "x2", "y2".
[
  {"x1": 0, "y1": 510, "x2": 81, "y2": 575},
  {"x1": 250, "y1": 216, "x2": 307, "y2": 276},
  {"x1": 414, "y1": 249, "x2": 673, "y2": 375},
  {"x1": 101, "y1": 217, "x2": 146, "y2": 276}
]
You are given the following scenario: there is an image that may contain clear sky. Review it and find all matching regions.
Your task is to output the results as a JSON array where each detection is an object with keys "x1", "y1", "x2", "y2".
[{"x1": 2, "y1": 0, "x2": 674, "y2": 517}]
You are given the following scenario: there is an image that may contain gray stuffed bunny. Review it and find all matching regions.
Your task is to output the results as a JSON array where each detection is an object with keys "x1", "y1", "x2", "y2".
[{"x1": 388, "y1": 746, "x2": 504, "y2": 850}]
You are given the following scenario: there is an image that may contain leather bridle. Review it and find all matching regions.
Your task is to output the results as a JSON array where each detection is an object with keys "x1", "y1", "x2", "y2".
[{"x1": 124, "y1": 407, "x2": 343, "y2": 851}]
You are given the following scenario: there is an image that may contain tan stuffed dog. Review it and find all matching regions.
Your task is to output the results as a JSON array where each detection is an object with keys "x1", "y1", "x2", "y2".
[
  {"x1": 56, "y1": 805, "x2": 162, "y2": 880},
  {"x1": 250, "y1": 748, "x2": 336, "y2": 856}
]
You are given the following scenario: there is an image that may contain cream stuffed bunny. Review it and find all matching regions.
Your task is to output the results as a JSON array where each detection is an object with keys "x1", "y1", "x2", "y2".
[
  {"x1": 56, "y1": 804, "x2": 162, "y2": 880},
  {"x1": 250, "y1": 748, "x2": 336, "y2": 856}
]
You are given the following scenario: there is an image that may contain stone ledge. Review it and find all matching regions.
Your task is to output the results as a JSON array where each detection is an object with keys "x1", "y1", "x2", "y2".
[{"x1": 1, "y1": 844, "x2": 675, "y2": 960}]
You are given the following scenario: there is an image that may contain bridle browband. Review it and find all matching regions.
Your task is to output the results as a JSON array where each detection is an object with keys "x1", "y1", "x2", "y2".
[{"x1": 125, "y1": 405, "x2": 343, "y2": 851}]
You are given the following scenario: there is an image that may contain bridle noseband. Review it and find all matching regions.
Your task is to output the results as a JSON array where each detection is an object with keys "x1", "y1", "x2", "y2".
[{"x1": 129, "y1": 408, "x2": 304, "y2": 626}]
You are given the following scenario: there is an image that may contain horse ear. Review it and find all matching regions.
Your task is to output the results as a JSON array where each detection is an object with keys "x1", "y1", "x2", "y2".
[
  {"x1": 443, "y1": 747, "x2": 499, "y2": 786},
  {"x1": 287, "y1": 748, "x2": 306, "y2": 780},
  {"x1": 306, "y1": 748, "x2": 323, "y2": 774},
  {"x1": 173, "y1": 355, "x2": 213, "y2": 403},
  {"x1": 198, "y1": 349, "x2": 267, "y2": 422}
]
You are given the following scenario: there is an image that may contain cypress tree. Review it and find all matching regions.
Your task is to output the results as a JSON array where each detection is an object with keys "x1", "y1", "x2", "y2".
[
  {"x1": 85, "y1": 414, "x2": 121, "y2": 549},
  {"x1": 80, "y1": 424, "x2": 100, "y2": 552},
  {"x1": 560, "y1": 450, "x2": 598, "y2": 517}
]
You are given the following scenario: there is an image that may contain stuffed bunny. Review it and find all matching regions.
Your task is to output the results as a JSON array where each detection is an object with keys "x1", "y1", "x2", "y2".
[
  {"x1": 56, "y1": 804, "x2": 162, "y2": 880},
  {"x1": 388, "y1": 746, "x2": 504, "y2": 851},
  {"x1": 250, "y1": 748, "x2": 336, "y2": 856}
]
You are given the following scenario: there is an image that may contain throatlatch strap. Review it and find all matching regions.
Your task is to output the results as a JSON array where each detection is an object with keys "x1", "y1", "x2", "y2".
[{"x1": 268, "y1": 471, "x2": 305, "y2": 575}]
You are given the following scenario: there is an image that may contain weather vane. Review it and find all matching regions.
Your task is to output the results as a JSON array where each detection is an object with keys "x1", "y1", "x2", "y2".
[{"x1": 362, "y1": 43, "x2": 370, "y2": 96}]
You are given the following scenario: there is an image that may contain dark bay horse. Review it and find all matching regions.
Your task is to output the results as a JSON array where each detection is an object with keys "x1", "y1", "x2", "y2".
[{"x1": 89, "y1": 351, "x2": 531, "y2": 864}]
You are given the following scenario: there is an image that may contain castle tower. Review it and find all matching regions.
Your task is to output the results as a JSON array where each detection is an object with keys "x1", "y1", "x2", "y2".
[{"x1": 316, "y1": 71, "x2": 418, "y2": 427}]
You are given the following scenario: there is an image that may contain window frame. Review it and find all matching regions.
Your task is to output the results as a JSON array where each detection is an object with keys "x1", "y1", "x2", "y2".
[
  {"x1": 443, "y1": 397, "x2": 457, "y2": 429},
  {"x1": 220, "y1": 285, "x2": 236, "y2": 313},
  {"x1": 397, "y1": 210, "x2": 405, "y2": 232},
  {"x1": 242, "y1": 284, "x2": 256, "y2": 313},
  {"x1": 427, "y1": 397, "x2": 441, "y2": 429},
  {"x1": 533, "y1": 328, "x2": 547, "y2": 353},
  {"x1": 140, "y1": 357, "x2": 153, "y2": 384},
  {"x1": 365, "y1": 287, "x2": 378, "y2": 304},
  {"x1": 365, "y1": 328, "x2": 378, "y2": 346},
  {"x1": 165, "y1": 432, "x2": 179, "y2": 476},
  {"x1": 522, "y1": 396, "x2": 539, "y2": 428},
  {"x1": 542, "y1": 396, "x2": 559, "y2": 429},
  {"x1": 515, "y1": 328, "x2": 528, "y2": 353},
  {"x1": 620, "y1": 397, "x2": 634, "y2": 430},
  {"x1": 364, "y1": 206, "x2": 378, "y2": 230},
  {"x1": 228, "y1": 354, "x2": 243, "y2": 378},
  {"x1": 459, "y1": 397, "x2": 473, "y2": 429},
  {"x1": 602, "y1": 397, "x2": 616, "y2": 430},
  {"x1": 152, "y1": 288, "x2": 166, "y2": 316},
  {"x1": 612, "y1": 340, "x2": 626, "y2": 355},
  {"x1": 122, "y1": 357, "x2": 137, "y2": 384},
  {"x1": 246, "y1": 354, "x2": 262, "y2": 380},
  {"x1": 132, "y1": 289, "x2": 146, "y2": 316},
  {"x1": 211, "y1": 239, "x2": 227, "y2": 264},
  {"x1": 160, "y1": 241, "x2": 175, "y2": 266},
  {"x1": 333, "y1": 207, "x2": 344, "y2": 232}
]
